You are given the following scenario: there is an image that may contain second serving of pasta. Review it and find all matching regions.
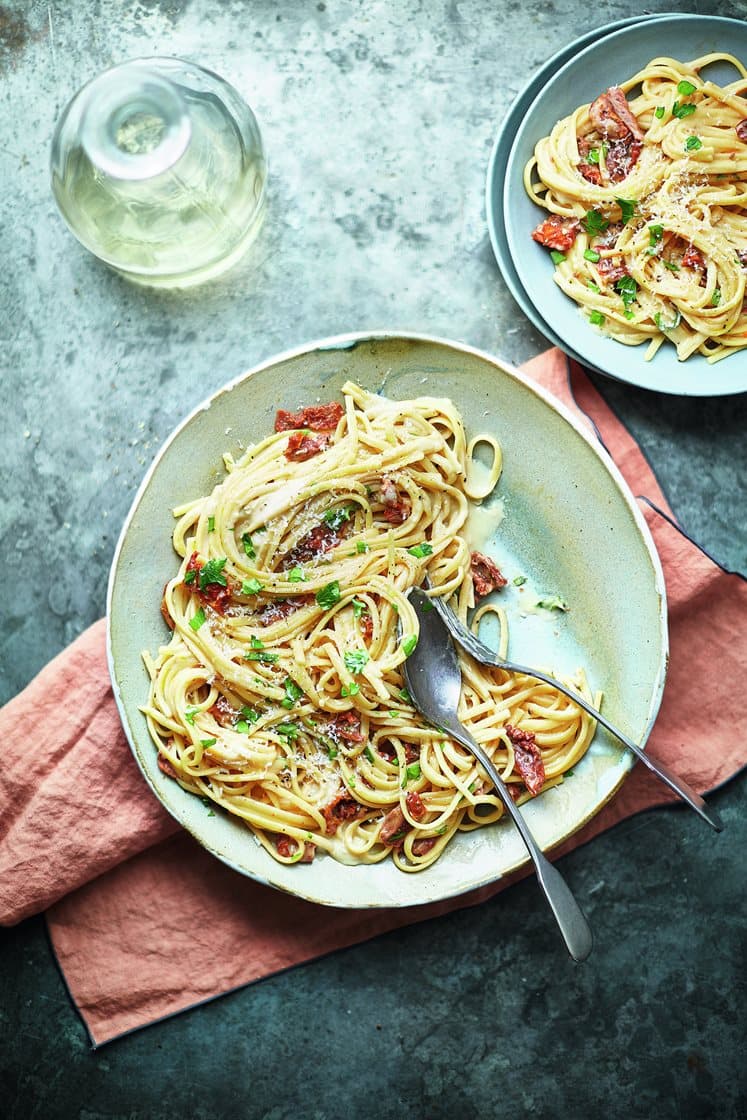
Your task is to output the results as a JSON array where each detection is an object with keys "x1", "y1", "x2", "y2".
[
  {"x1": 525, "y1": 53, "x2": 747, "y2": 364},
  {"x1": 143, "y1": 382, "x2": 598, "y2": 872}
]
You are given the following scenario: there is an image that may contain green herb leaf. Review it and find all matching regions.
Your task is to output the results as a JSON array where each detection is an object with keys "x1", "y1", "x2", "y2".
[
  {"x1": 288, "y1": 566, "x2": 307, "y2": 582},
  {"x1": 407, "y1": 542, "x2": 434, "y2": 559},
  {"x1": 677, "y1": 79, "x2": 696, "y2": 96},
  {"x1": 711, "y1": 288, "x2": 722, "y2": 307},
  {"x1": 582, "y1": 209, "x2": 609, "y2": 236},
  {"x1": 241, "y1": 533, "x2": 256, "y2": 559},
  {"x1": 184, "y1": 707, "x2": 199, "y2": 725},
  {"x1": 364, "y1": 745, "x2": 375, "y2": 763},
  {"x1": 513, "y1": 575, "x2": 527, "y2": 586},
  {"x1": 624, "y1": 310, "x2": 636, "y2": 321},
  {"x1": 586, "y1": 280, "x2": 600, "y2": 292},
  {"x1": 184, "y1": 568, "x2": 197, "y2": 585},
  {"x1": 316, "y1": 580, "x2": 341, "y2": 610},
  {"x1": 200, "y1": 738, "x2": 217, "y2": 748},
  {"x1": 341, "y1": 682, "x2": 360, "y2": 697},
  {"x1": 344, "y1": 649, "x2": 369, "y2": 675},
  {"x1": 550, "y1": 249, "x2": 566, "y2": 264},
  {"x1": 406, "y1": 762, "x2": 421, "y2": 782},
  {"x1": 241, "y1": 578, "x2": 264, "y2": 596},
  {"x1": 244, "y1": 649, "x2": 279, "y2": 663},
  {"x1": 352, "y1": 597, "x2": 367, "y2": 619},
  {"x1": 189, "y1": 607, "x2": 206, "y2": 631},
  {"x1": 398, "y1": 687, "x2": 412, "y2": 703},
  {"x1": 199, "y1": 557, "x2": 227, "y2": 590},
  {"x1": 328, "y1": 745, "x2": 339, "y2": 760},
  {"x1": 207, "y1": 516, "x2": 215, "y2": 533},
  {"x1": 589, "y1": 310, "x2": 606, "y2": 326},
  {"x1": 241, "y1": 706, "x2": 260, "y2": 723},
  {"x1": 276, "y1": 722, "x2": 299, "y2": 740},
  {"x1": 402, "y1": 634, "x2": 418, "y2": 656},
  {"x1": 615, "y1": 275, "x2": 638, "y2": 307},
  {"x1": 684, "y1": 135, "x2": 702, "y2": 152},
  {"x1": 662, "y1": 260, "x2": 680, "y2": 272},
  {"x1": 356, "y1": 541, "x2": 370, "y2": 554},
  {"x1": 235, "y1": 720, "x2": 250, "y2": 733},
  {"x1": 323, "y1": 505, "x2": 354, "y2": 531},
  {"x1": 615, "y1": 197, "x2": 637, "y2": 225},
  {"x1": 654, "y1": 105, "x2": 665, "y2": 119},
  {"x1": 648, "y1": 224, "x2": 664, "y2": 250},
  {"x1": 281, "y1": 678, "x2": 303, "y2": 709},
  {"x1": 654, "y1": 309, "x2": 682, "y2": 333},
  {"x1": 584, "y1": 248, "x2": 601, "y2": 263},
  {"x1": 672, "y1": 100, "x2": 696, "y2": 119},
  {"x1": 250, "y1": 635, "x2": 264, "y2": 649},
  {"x1": 536, "y1": 595, "x2": 569, "y2": 611},
  {"x1": 586, "y1": 147, "x2": 600, "y2": 165}
]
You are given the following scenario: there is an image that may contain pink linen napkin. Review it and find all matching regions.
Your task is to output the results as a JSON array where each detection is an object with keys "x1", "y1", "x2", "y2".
[{"x1": 1, "y1": 350, "x2": 744, "y2": 1046}]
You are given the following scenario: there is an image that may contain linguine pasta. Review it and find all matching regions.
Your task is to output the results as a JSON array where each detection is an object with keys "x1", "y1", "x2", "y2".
[
  {"x1": 524, "y1": 54, "x2": 747, "y2": 364},
  {"x1": 142, "y1": 382, "x2": 598, "y2": 872}
]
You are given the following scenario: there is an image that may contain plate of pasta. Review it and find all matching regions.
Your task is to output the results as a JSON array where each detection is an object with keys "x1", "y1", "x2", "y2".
[
  {"x1": 108, "y1": 333, "x2": 667, "y2": 909},
  {"x1": 502, "y1": 14, "x2": 747, "y2": 395}
]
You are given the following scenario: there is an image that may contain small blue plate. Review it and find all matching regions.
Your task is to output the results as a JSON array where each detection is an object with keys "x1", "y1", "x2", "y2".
[{"x1": 501, "y1": 14, "x2": 747, "y2": 396}]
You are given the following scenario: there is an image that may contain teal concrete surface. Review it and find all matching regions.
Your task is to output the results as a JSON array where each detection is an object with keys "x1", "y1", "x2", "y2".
[{"x1": 1, "y1": 1, "x2": 745, "y2": 1117}]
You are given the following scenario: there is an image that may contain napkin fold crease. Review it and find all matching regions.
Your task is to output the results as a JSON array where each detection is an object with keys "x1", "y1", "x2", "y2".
[{"x1": 1, "y1": 349, "x2": 744, "y2": 1047}]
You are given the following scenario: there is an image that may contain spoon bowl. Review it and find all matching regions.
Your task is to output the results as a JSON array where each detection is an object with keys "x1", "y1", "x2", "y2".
[{"x1": 403, "y1": 587, "x2": 593, "y2": 962}]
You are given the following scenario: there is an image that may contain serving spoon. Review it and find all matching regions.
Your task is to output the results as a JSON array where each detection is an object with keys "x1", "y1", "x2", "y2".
[
  {"x1": 427, "y1": 588, "x2": 723, "y2": 834},
  {"x1": 402, "y1": 587, "x2": 594, "y2": 962}
]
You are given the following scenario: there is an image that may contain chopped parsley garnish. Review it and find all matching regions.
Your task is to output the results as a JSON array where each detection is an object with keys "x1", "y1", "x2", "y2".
[
  {"x1": 586, "y1": 280, "x2": 600, "y2": 292},
  {"x1": 677, "y1": 79, "x2": 697, "y2": 96},
  {"x1": 624, "y1": 310, "x2": 636, "y2": 321},
  {"x1": 550, "y1": 249, "x2": 566, "y2": 264},
  {"x1": 281, "y1": 677, "x2": 303, "y2": 709},
  {"x1": 328, "y1": 744, "x2": 339, "y2": 760},
  {"x1": 401, "y1": 634, "x2": 418, "y2": 656},
  {"x1": 244, "y1": 648, "x2": 279, "y2": 663},
  {"x1": 582, "y1": 209, "x2": 609, "y2": 236},
  {"x1": 184, "y1": 568, "x2": 197, "y2": 585},
  {"x1": 241, "y1": 578, "x2": 264, "y2": 596},
  {"x1": 589, "y1": 310, "x2": 606, "y2": 326},
  {"x1": 241, "y1": 533, "x2": 256, "y2": 559},
  {"x1": 341, "y1": 682, "x2": 360, "y2": 697},
  {"x1": 655, "y1": 309, "x2": 682, "y2": 333},
  {"x1": 356, "y1": 540, "x2": 370, "y2": 554},
  {"x1": 323, "y1": 505, "x2": 355, "y2": 530},
  {"x1": 408, "y1": 542, "x2": 433, "y2": 559},
  {"x1": 316, "y1": 580, "x2": 341, "y2": 610},
  {"x1": 276, "y1": 722, "x2": 299, "y2": 740},
  {"x1": 189, "y1": 607, "x2": 206, "y2": 631},
  {"x1": 200, "y1": 738, "x2": 217, "y2": 748},
  {"x1": 389, "y1": 710, "x2": 400, "y2": 719},
  {"x1": 235, "y1": 720, "x2": 251, "y2": 733},
  {"x1": 250, "y1": 635, "x2": 264, "y2": 648},
  {"x1": 662, "y1": 260, "x2": 680, "y2": 272},
  {"x1": 654, "y1": 105, "x2": 665, "y2": 119},
  {"x1": 615, "y1": 275, "x2": 638, "y2": 308},
  {"x1": 288, "y1": 566, "x2": 307, "y2": 582},
  {"x1": 672, "y1": 100, "x2": 696, "y2": 119},
  {"x1": 586, "y1": 147, "x2": 601, "y2": 165},
  {"x1": 711, "y1": 288, "x2": 722, "y2": 307},
  {"x1": 199, "y1": 557, "x2": 227, "y2": 590},
  {"x1": 615, "y1": 198, "x2": 637, "y2": 225},
  {"x1": 584, "y1": 248, "x2": 600, "y2": 263},
  {"x1": 398, "y1": 687, "x2": 412, "y2": 703},
  {"x1": 364, "y1": 745, "x2": 375, "y2": 764},
  {"x1": 513, "y1": 575, "x2": 527, "y2": 586},
  {"x1": 207, "y1": 516, "x2": 215, "y2": 533},
  {"x1": 685, "y1": 135, "x2": 702, "y2": 152},
  {"x1": 184, "y1": 707, "x2": 199, "y2": 725},
  {"x1": 647, "y1": 224, "x2": 664, "y2": 254},
  {"x1": 352, "y1": 597, "x2": 367, "y2": 619},
  {"x1": 537, "y1": 595, "x2": 569, "y2": 611},
  {"x1": 344, "y1": 649, "x2": 369, "y2": 675},
  {"x1": 401, "y1": 761, "x2": 421, "y2": 787},
  {"x1": 241, "y1": 706, "x2": 259, "y2": 721}
]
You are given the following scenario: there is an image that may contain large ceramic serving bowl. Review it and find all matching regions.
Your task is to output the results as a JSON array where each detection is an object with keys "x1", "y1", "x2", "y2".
[
  {"x1": 107, "y1": 333, "x2": 668, "y2": 909},
  {"x1": 502, "y1": 14, "x2": 747, "y2": 396}
]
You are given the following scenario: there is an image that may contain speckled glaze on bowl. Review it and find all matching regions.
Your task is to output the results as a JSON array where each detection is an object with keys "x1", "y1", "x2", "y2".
[
  {"x1": 107, "y1": 333, "x2": 668, "y2": 909},
  {"x1": 502, "y1": 14, "x2": 747, "y2": 396}
]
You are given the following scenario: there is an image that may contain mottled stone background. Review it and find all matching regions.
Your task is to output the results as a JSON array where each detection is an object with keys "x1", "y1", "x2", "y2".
[{"x1": 1, "y1": 2, "x2": 745, "y2": 1118}]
